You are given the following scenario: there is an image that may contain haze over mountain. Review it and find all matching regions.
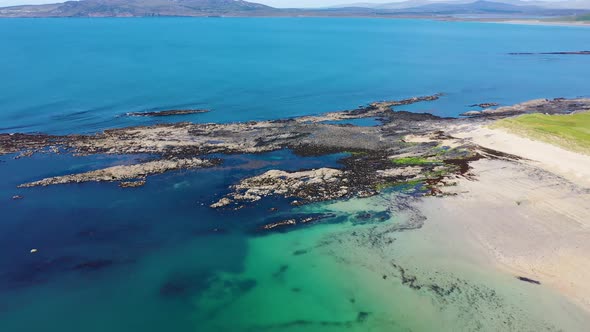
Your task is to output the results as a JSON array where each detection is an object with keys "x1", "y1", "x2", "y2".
[{"x1": 0, "y1": 0, "x2": 588, "y2": 17}]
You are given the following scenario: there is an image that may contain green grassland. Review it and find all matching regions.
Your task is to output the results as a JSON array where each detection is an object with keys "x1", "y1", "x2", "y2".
[
  {"x1": 573, "y1": 14, "x2": 590, "y2": 21},
  {"x1": 491, "y1": 111, "x2": 590, "y2": 155}
]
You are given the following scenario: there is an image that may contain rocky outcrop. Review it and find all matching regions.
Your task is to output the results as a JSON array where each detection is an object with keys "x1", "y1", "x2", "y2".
[
  {"x1": 468, "y1": 103, "x2": 499, "y2": 108},
  {"x1": 5, "y1": 95, "x2": 582, "y2": 204},
  {"x1": 212, "y1": 168, "x2": 348, "y2": 207},
  {"x1": 460, "y1": 98, "x2": 590, "y2": 117},
  {"x1": 18, "y1": 158, "x2": 219, "y2": 188},
  {"x1": 509, "y1": 51, "x2": 590, "y2": 55}
]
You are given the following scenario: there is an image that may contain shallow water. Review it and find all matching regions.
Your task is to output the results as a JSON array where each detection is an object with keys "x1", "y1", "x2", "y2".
[{"x1": 1, "y1": 18, "x2": 590, "y2": 331}]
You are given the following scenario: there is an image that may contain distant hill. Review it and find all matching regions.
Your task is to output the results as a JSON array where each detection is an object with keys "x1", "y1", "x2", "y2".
[
  {"x1": 397, "y1": 0, "x2": 555, "y2": 14},
  {"x1": 333, "y1": 0, "x2": 590, "y2": 10},
  {"x1": 0, "y1": 0, "x2": 275, "y2": 17},
  {"x1": 0, "y1": 0, "x2": 588, "y2": 18},
  {"x1": 326, "y1": 0, "x2": 589, "y2": 17}
]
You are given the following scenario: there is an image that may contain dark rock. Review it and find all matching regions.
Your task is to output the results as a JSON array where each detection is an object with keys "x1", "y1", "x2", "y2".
[
  {"x1": 357, "y1": 312, "x2": 370, "y2": 323},
  {"x1": 516, "y1": 276, "x2": 541, "y2": 285},
  {"x1": 509, "y1": 51, "x2": 590, "y2": 55},
  {"x1": 127, "y1": 109, "x2": 209, "y2": 117},
  {"x1": 261, "y1": 219, "x2": 297, "y2": 230},
  {"x1": 119, "y1": 180, "x2": 146, "y2": 188},
  {"x1": 72, "y1": 259, "x2": 114, "y2": 271},
  {"x1": 468, "y1": 102, "x2": 499, "y2": 108}
]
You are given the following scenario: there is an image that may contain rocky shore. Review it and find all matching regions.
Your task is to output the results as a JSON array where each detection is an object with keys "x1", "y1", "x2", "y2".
[
  {"x1": 17, "y1": 158, "x2": 220, "y2": 188},
  {"x1": 460, "y1": 97, "x2": 590, "y2": 117},
  {"x1": 3, "y1": 95, "x2": 590, "y2": 209}
]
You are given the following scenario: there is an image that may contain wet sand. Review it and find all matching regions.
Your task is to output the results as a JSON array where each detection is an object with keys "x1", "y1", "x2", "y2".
[{"x1": 414, "y1": 157, "x2": 590, "y2": 314}]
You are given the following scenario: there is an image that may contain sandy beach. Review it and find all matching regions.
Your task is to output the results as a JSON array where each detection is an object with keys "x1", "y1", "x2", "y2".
[
  {"x1": 410, "y1": 123, "x2": 590, "y2": 314},
  {"x1": 452, "y1": 124, "x2": 590, "y2": 188},
  {"x1": 482, "y1": 20, "x2": 590, "y2": 27}
]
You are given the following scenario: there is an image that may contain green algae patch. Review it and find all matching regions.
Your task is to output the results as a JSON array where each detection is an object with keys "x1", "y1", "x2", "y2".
[
  {"x1": 375, "y1": 179, "x2": 424, "y2": 192},
  {"x1": 391, "y1": 157, "x2": 434, "y2": 166},
  {"x1": 491, "y1": 111, "x2": 590, "y2": 155}
]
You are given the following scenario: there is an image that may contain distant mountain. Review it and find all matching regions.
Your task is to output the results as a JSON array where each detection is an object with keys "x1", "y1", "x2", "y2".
[
  {"x1": 1, "y1": 0, "x2": 588, "y2": 18},
  {"x1": 573, "y1": 13, "x2": 590, "y2": 20},
  {"x1": 394, "y1": 0, "x2": 586, "y2": 15},
  {"x1": 399, "y1": 0, "x2": 543, "y2": 13},
  {"x1": 328, "y1": 0, "x2": 589, "y2": 16},
  {"x1": 0, "y1": 0, "x2": 275, "y2": 17},
  {"x1": 333, "y1": 0, "x2": 590, "y2": 10}
]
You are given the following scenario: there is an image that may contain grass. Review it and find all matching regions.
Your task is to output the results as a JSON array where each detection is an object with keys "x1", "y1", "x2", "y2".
[
  {"x1": 391, "y1": 157, "x2": 433, "y2": 166},
  {"x1": 491, "y1": 111, "x2": 590, "y2": 155},
  {"x1": 573, "y1": 14, "x2": 590, "y2": 22},
  {"x1": 551, "y1": 14, "x2": 590, "y2": 22}
]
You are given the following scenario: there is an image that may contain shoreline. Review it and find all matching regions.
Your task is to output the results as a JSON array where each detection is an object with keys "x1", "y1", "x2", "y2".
[
  {"x1": 476, "y1": 19, "x2": 590, "y2": 27},
  {"x1": 421, "y1": 123, "x2": 590, "y2": 313},
  {"x1": 3, "y1": 95, "x2": 590, "y2": 327},
  {"x1": 0, "y1": 15, "x2": 589, "y2": 28}
]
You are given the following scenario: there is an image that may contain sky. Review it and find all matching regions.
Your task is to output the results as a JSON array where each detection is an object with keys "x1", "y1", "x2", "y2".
[{"x1": 0, "y1": 0, "x2": 571, "y2": 9}]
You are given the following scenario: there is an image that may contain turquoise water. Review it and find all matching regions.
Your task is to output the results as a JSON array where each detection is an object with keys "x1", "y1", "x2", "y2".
[
  {"x1": 1, "y1": 18, "x2": 590, "y2": 134},
  {"x1": 1, "y1": 18, "x2": 590, "y2": 331}
]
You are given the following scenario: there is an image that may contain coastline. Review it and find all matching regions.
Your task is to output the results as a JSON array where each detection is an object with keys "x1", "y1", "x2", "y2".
[
  {"x1": 451, "y1": 124, "x2": 590, "y2": 188},
  {"x1": 476, "y1": 19, "x2": 590, "y2": 27},
  {"x1": 0, "y1": 14, "x2": 589, "y2": 28},
  {"x1": 3, "y1": 96, "x2": 590, "y2": 329}
]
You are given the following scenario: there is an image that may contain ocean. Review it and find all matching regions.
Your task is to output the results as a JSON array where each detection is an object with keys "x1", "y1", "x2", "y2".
[{"x1": 1, "y1": 17, "x2": 589, "y2": 331}]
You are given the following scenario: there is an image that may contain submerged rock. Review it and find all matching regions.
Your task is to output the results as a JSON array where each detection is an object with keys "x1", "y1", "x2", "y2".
[
  {"x1": 72, "y1": 259, "x2": 114, "y2": 272},
  {"x1": 261, "y1": 219, "x2": 297, "y2": 230},
  {"x1": 509, "y1": 51, "x2": 590, "y2": 55},
  {"x1": 119, "y1": 180, "x2": 146, "y2": 188},
  {"x1": 468, "y1": 102, "x2": 499, "y2": 108},
  {"x1": 126, "y1": 109, "x2": 209, "y2": 117}
]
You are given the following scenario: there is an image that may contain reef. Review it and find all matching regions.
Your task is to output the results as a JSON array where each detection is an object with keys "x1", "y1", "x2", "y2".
[
  {"x1": 126, "y1": 109, "x2": 209, "y2": 117},
  {"x1": 509, "y1": 51, "x2": 590, "y2": 55},
  {"x1": 468, "y1": 102, "x2": 499, "y2": 108},
  {"x1": 3, "y1": 94, "x2": 588, "y2": 209},
  {"x1": 18, "y1": 158, "x2": 220, "y2": 188},
  {"x1": 460, "y1": 97, "x2": 590, "y2": 117},
  {"x1": 259, "y1": 213, "x2": 336, "y2": 231}
]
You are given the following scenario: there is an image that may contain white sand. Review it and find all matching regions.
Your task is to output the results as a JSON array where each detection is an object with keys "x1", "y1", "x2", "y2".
[
  {"x1": 408, "y1": 123, "x2": 590, "y2": 314},
  {"x1": 485, "y1": 20, "x2": 590, "y2": 28},
  {"x1": 452, "y1": 124, "x2": 590, "y2": 188}
]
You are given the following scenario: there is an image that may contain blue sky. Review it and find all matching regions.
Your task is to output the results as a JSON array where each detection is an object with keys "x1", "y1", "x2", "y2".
[{"x1": 0, "y1": 0, "x2": 571, "y2": 9}]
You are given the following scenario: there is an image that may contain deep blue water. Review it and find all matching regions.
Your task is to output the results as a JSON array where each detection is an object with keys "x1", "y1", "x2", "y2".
[{"x1": 1, "y1": 18, "x2": 590, "y2": 331}]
